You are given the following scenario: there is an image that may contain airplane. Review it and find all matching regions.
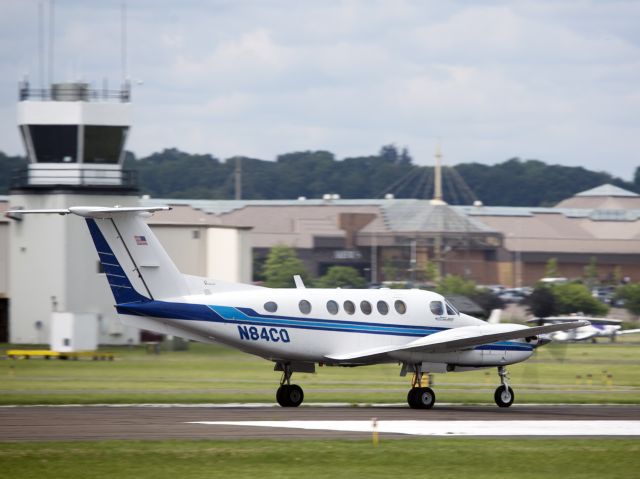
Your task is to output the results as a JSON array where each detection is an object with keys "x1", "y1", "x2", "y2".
[
  {"x1": 527, "y1": 316, "x2": 640, "y2": 343},
  {"x1": 10, "y1": 206, "x2": 589, "y2": 409}
]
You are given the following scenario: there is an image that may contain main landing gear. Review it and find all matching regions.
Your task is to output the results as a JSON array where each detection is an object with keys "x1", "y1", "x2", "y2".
[
  {"x1": 405, "y1": 365, "x2": 515, "y2": 409},
  {"x1": 494, "y1": 366, "x2": 514, "y2": 408},
  {"x1": 276, "y1": 363, "x2": 304, "y2": 407},
  {"x1": 407, "y1": 364, "x2": 435, "y2": 409}
]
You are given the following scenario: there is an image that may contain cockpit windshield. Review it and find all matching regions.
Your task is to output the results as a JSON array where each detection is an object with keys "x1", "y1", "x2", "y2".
[
  {"x1": 429, "y1": 301, "x2": 444, "y2": 316},
  {"x1": 445, "y1": 300, "x2": 459, "y2": 316}
]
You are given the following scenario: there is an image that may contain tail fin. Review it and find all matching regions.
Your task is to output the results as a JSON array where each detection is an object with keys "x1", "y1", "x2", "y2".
[
  {"x1": 10, "y1": 206, "x2": 190, "y2": 303},
  {"x1": 85, "y1": 218, "x2": 149, "y2": 303}
]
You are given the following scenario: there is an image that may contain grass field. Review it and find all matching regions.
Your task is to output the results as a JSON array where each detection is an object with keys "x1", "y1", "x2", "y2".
[
  {"x1": 1, "y1": 338, "x2": 639, "y2": 405},
  {"x1": 1, "y1": 439, "x2": 639, "y2": 479}
]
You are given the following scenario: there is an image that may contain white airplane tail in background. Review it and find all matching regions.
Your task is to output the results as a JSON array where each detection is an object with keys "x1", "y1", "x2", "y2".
[{"x1": 13, "y1": 206, "x2": 190, "y2": 304}]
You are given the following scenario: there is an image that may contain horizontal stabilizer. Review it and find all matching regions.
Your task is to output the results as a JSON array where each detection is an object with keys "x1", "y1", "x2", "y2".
[
  {"x1": 8, "y1": 206, "x2": 170, "y2": 218},
  {"x1": 326, "y1": 320, "x2": 589, "y2": 362}
]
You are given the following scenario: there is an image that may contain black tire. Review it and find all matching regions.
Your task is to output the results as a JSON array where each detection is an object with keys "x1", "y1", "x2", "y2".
[
  {"x1": 407, "y1": 388, "x2": 419, "y2": 409},
  {"x1": 407, "y1": 387, "x2": 435, "y2": 409},
  {"x1": 276, "y1": 385, "x2": 289, "y2": 407},
  {"x1": 277, "y1": 384, "x2": 304, "y2": 407},
  {"x1": 494, "y1": 385, "x2": 515, "y2": 408},
  {"x1": 287, "y1": 384, "x2": 304, "y2": 407},
  {"x1": 416, "y1": 387, "x2": 436, "y2": 409}
]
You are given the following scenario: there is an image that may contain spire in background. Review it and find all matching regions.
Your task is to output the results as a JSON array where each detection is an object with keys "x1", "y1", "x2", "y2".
[{"x1": 430, "y1": 141, "x2": 447, "y2": 205}]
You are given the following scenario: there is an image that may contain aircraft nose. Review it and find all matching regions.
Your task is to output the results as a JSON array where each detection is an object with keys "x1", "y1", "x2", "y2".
[{"x1": 535, "y1": 336, "x2": 552, "y2": 348}]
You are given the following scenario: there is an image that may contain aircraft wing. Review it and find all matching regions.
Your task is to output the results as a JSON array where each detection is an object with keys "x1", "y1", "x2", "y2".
[
  {"x1": 618, "y1": 328, "x2": 640, "y2": 336},
  {"x1": 528, "y1": 316, "x2": 621, "y2": 326},
  {"x1": 325, "y1": 320, "x2": 589, "y2": 363}
]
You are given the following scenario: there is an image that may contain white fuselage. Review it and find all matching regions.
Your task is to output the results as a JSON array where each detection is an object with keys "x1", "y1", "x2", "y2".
[{"x1": 119, "y1": 287, "x2": 535, "y2": 371}]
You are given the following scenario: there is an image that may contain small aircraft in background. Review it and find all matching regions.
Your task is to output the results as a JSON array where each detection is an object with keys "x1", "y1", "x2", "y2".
[
  {"x1": 527, "y1": 316, "x2": 640, "y2": 342},
  {"x1": 10, "y1": 206, "x2": 588, "y2": 409}
]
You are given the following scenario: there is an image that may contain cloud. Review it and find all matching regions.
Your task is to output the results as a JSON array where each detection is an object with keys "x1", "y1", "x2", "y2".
[{"x1": 0, "y1": 0, "x2": 638, "y2": 180}]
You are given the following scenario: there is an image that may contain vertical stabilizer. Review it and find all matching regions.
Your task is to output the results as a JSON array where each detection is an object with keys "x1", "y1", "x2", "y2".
[
  {"x1": 7, "y1": 206, "x2": 192, "y2": 304},
  {"x1": 87, "y1": 211, "x2": 190, "y2": 302}
]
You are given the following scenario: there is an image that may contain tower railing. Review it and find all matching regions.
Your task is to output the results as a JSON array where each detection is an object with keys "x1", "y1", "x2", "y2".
[
  {"x1": 18, "y1": 81, "x2": 131, "y2": 103},
  {"x1": 11, "y1": 167, "x2": 138, "y2": 190}
]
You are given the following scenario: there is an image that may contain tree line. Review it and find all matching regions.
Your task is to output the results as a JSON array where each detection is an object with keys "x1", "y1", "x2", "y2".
[{"x1": 1, "y1": 146, "x2": 638, "y2": 206}]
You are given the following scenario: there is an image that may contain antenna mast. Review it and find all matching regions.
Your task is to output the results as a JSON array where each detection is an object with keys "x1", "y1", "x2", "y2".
[
  {"x1": 38, "y1": 1, "x2": 45, "y2": 89},
  {"x1": 48, "y1": 0, "x2": 55, "y2": 86},
  {"x1": 121, "y1": 2, "x2": 127, "y2": 83},
  {"x1": 234, "y1": 157, "x2": 242, "y2": 200}
]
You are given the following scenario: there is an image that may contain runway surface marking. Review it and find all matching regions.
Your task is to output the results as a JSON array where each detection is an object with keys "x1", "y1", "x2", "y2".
[{"x1": 188, "y1": 420, "x2": 640, "y2": 436}]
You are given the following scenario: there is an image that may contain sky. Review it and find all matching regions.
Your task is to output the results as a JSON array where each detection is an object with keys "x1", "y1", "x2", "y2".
[{"x1": 1, "y1": 0, "x2": 639, "y2": 180}]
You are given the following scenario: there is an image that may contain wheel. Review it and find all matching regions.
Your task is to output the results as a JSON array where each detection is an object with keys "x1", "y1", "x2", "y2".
[
  {"x1": 494, "y1": 385, "x2": 514, "y2": 408},
  {"x1": 407, "y1": 388, "x2": 419, "y2": 409},
  {"x1": 416, "y1": 387, "x2": 436, "y2": 409},
  {"x1": 276, "y1": 385, "x2": 289, "y2": 407},
  {"x1": 286, "y1": 384, "x2": 304, "y2": 407},
  {"x1": 407, "y1": 387, "x2": 436, "y2": 409},
  {"x1": 276, "y1": 384, "x2": 304, "y2": 407}
]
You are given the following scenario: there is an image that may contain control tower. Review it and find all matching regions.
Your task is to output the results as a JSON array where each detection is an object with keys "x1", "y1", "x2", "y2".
[{"x1": 8, "y1": 80, "x2": 140, "y2": 345}]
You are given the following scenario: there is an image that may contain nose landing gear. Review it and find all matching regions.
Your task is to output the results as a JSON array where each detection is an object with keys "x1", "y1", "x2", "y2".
[{"x1": 494, "y1": 366, "x2": 514, "y2": 408}]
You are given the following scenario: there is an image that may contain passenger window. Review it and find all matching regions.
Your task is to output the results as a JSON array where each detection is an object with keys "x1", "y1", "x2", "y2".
[
  {"x1": 360, "y1": 300, "x2": 372, "y2": 315},
  {"x1": 327, "y1": 300, "x2": 339, "y2": 315},
  {"x1": 430, "y1": 301, "x2": 444, "y2": 316},
  {"x1": 264, "y1": 301, "x2": 278, "y2": 313},
  {"x1": 394, "y1": 300, "x2": 407, "y2": 314},
  {"x1": 299, "y1": 300, "x2": 311, "y2": 315},
  {"x1": 445, "y1": 301, "x2": 458, "y2": 316},
  {"x1": 343, "y1": 300, "x2": 355, "y2": 315},
  {"x1": 377, "y1": 300, "x2": 389, "y2": 315}
]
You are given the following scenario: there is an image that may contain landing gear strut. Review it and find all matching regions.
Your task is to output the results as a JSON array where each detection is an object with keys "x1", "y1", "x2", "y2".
[
  {"x1": 276, "y1": 363, "x2": 304, "y2": 407},
  {"x1": 407, "y1": 364, "x2": 436, "y2": 409},
  {"x1": 494, "y1": 366, "x2": 514, "y2": 408}
]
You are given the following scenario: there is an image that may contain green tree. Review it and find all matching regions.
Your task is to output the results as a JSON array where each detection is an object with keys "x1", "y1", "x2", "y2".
[
  {"x1": 545, "y1": 258, "x2": 560, "y2": 278},
  {"x1": 0, "y1": 151, "x2": 28, "y2": 194},
  {"x1": 525, "y1": 286, "x2": 557, "y2": 318},
  {"x1": 314, "y1": 266, "x2": 367, "y2": 289},
  {"x1": 263, "y1": 245, "x2": 310, "y2": 288},
  {"x1": 616, "y1": 283, "x2": 640, "y2": 316},
  {"x1": 423, "y1": 261, "x2": 440, "y2": 283},
  {"x1": 583, "y1": 256, "x2": 598, "y2": 286},
  {"x1": 552, "y1": 283, "x2": 608, "y2": 316},
  {"x1": 436, "y1": 275, "x2": 477, "y2": 297},
  {"x1": 381, "y1": 261, "x2": 399, "y2": 282}
]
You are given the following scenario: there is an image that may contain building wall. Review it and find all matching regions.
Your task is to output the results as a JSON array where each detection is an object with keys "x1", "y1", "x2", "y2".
[
  {"x1": 6, "y1": 195, "x2": 254, "y2": 344},
  {"x1": 152, "y1": 225, "x2": 208, "y2": 277},
  {"x1": 206, "y1": 228, "x2": 252, "y2": 283},
  {"x1": 0, "y1": 222, "x2": 8, "y2": 297},
  {"x1": 522, "y1": 259, "x2": 640, "y2": 286},
  {"x1": 9, "y1": 192, "x2": 139, "y2": 345}
]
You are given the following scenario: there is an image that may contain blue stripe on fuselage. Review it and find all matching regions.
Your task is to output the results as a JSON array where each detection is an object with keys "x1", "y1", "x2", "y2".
[
  {"x1": 115, "y1": 301, "x2": 533, "y2": 351},
  {"x1": 86, "y1": 218, "x2": 148, "y2": 304}
]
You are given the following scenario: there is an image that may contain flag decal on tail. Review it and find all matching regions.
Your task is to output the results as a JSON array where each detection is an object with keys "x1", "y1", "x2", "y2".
[
  {"x1": 134, "y1": 235, "x2": 148, "y2": 246},
  {"x1": 85, "y1": 218, "x2": 149, "y2": 304}
]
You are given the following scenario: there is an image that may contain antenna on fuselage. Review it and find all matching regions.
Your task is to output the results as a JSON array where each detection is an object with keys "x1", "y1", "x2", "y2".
[{"x1": 293, "y1": 275, "x2": 306, "y2": 289}]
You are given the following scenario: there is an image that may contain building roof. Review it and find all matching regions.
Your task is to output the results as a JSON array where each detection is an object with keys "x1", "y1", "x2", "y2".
[
  {"x1": 134, "y1": 182, "x2": 640, "y2": 256},
  {"x1": 381, "y1": 201, "x2": 496, "y2": 234},
  {"x1": 554, "y1": 184, "x2": 640, "y2": 209},
  {"x1": 575, "y1": 184, "x2": 638, "y2": 197}
]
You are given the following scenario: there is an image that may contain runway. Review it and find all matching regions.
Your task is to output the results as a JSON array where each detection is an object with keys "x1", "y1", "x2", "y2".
[{"x1": 1, "y1": 404, "x2": 639, "y2": 441}]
